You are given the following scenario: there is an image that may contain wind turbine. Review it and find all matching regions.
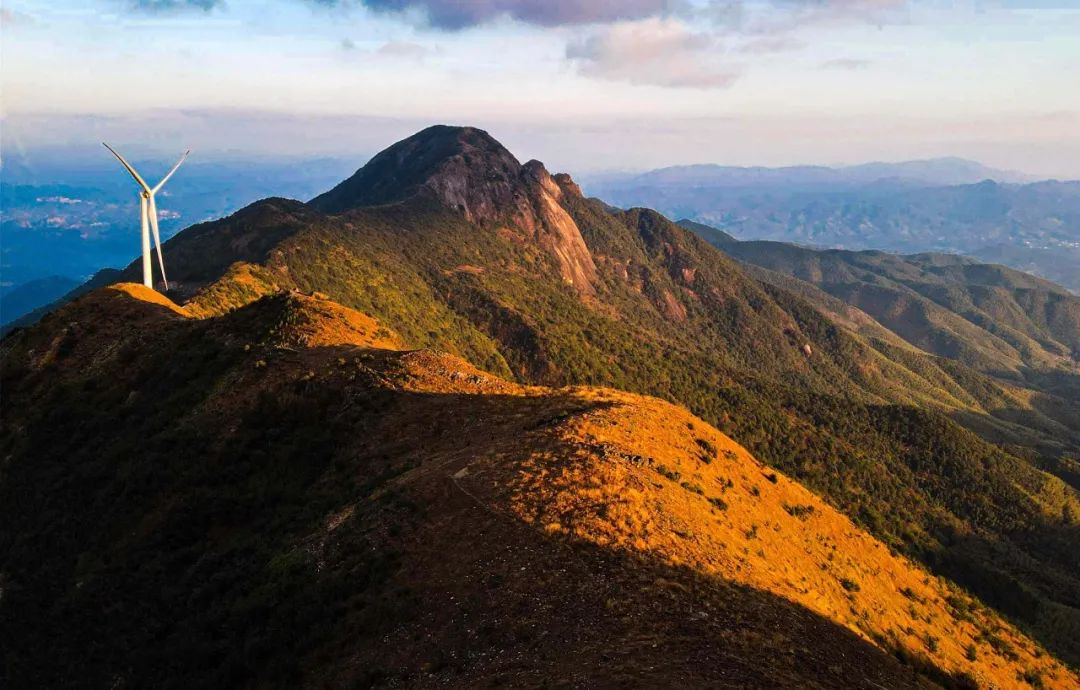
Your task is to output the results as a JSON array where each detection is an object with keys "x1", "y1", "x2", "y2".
[{"x1": 103, "y1": 143, "x2": 189, "y2": 290}]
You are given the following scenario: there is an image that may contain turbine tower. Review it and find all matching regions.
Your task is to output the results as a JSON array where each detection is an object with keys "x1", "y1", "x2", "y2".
[{"x1": 103, "y1": 143, "x2": 189, "y2": 290}]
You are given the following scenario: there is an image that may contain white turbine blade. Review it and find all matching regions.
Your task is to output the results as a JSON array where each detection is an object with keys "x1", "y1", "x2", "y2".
[
  {"x1": 103, "y1": 142, "x2": 151, "y2": 192},
  {"x1": 140, "y1": 195, "x2": 152, "y2": 288},
  {"x1": 148, "y1": 194, "x2": 168, "y2": 287},
  {"x1": 152, "y1": 150, "x2": 190, "y2": 194}
]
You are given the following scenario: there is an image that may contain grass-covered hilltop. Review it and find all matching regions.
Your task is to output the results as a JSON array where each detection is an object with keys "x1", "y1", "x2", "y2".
[{"x1": 3, "y1": 125, "x2": 1079, "y2": 689}]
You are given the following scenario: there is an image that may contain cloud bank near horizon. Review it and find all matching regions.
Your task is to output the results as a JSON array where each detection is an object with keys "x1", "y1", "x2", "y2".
[
  {"x1": 6, "y1": 108, "x2": 1080, "y2": 180},
  {"x1": 4, "y1": 0, "x2": 1078, "y2": 177}
]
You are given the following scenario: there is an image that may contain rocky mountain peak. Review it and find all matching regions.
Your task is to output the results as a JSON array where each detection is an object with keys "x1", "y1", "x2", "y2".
[
  {"x1": 309, "y1": 125, "x2": 523, "y2": 218},
  {"x1": 311, "y1": 125, "x2": 598, "y2": 295}
]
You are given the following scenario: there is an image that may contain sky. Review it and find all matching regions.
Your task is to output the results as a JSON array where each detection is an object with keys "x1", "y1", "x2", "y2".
[{"x1": 2, "y1": 0, "x2": 1080, "y2": 177}]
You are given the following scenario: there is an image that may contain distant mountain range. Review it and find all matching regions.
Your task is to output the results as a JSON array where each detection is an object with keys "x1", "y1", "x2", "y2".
[
  {"x1": 585, "y1": 160, "x2": 1080, "y2": 293},
  {"x1": 0, "y1": 275, "x2": 79, "y2": 325},
  {"x1": 4, "y1": 126, "x2": 1079, "y2": 688},
  {"x1": 593, "y1": 157, "x2": 1034, "y2": 190}
]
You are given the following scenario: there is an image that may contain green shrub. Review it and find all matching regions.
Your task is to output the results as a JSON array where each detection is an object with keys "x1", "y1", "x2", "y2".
[
  {"x1": 1019, "y1": 669, "x2": 1045, "y2": 689},
  {"x1": 655, "y1": 465, "x2": 680, "y2": 481},
  {"x1": 695, "y1": 438, "x2": 717, "y2": 463},
  {"x1": 680, "y1": 481, "x2": 705, "y2": 495},
  {"x1": 925, "y1": 634, "x2": 939, "y2": 653},
  {"x1": 839, "y1": 578, "x2": 861, "y2": 593},
  {"x1": 708, "y1": 497, "x2": 729, "y2": 511},
  {"x1": 783, "y1": 503, "x2": 815, "y2": 520}
]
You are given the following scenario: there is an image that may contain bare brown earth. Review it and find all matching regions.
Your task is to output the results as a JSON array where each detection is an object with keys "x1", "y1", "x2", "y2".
[{"x1": 2, "y1": 283, "x2": 1074, "y2": 689}]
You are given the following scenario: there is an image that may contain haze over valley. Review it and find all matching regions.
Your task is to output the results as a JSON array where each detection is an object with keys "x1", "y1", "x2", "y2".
[{"x1": 586, "y1": 160, "x2": 1080, "y2": 293}]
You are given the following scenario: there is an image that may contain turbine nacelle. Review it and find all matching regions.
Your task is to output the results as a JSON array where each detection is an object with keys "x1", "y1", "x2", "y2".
[{"x1": 103, "y1": 143, "x2": 189, "y2": 291}]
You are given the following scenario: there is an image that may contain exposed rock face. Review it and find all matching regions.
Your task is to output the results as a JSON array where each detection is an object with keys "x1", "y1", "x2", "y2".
[
  {"x1": 310, "y1": 125, "x2": 597, "y2": 295},
  {"x1": 552, "y1": 172, "x2": 584, "y2": 198},
  {"x1": 310, "y1": 125, "x2": 521, "y2": 218},
  {"x1": 660, "y1": 288, "x2": 688, "y2": 322},
  {"x1": 520, "y1": 160, "x2": 598, "y2": 296}
]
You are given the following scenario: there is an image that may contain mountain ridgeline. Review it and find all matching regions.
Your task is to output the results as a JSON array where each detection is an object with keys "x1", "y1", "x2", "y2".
[{"x1": 3, "y1": 125, "x2": 1079, "y2": 688}]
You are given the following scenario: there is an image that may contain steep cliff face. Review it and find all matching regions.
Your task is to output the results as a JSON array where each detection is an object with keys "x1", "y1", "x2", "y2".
[
  {"x1": 310, "y1": 125, "x2": 597, "y2": 295},
  {"x1": 520, "y1": 160, "x2": 597, "y2": 295}
]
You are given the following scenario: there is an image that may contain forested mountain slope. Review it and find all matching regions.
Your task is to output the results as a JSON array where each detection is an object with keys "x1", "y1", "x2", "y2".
[
  {"x1": 677, "y1": 224, "x2": 1080, "y2": 475},
  {"x1": 703, "y1": 238, "x2": 1079, "y2": 376}
]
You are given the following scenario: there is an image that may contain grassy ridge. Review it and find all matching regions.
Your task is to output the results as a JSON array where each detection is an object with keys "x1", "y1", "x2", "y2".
[
  {"x1": 153, "y1": 192, "x2": 1080, "y2": 666},
  {"x1": 2, "y1": 285, "x2": 1072, "y2": 688}
]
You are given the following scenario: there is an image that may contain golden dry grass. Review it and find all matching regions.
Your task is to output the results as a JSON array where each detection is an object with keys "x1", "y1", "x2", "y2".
[
  {"x1": 368, "y1": 332, "x2": 1078, "y2": 688},
  {"x1": 37, "y1": 283, "x2": 1077, "y2": 688}
]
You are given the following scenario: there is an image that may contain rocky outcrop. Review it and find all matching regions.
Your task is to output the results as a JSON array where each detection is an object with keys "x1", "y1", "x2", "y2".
[
  {"x1": 311, "y1": 125, "x2": 597, "y2": 296},
  {"x1": 520, "y1": 161, "x2": 597, "y2": 296}
]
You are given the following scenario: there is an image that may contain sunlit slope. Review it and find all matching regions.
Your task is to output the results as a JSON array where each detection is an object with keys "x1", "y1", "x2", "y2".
[
  {"x1": 2, "y1": 284, "x2": 1075, "y2": 689},
  {"x1": 497, "y1": 391, "x2": 1073, "y2": 689}
]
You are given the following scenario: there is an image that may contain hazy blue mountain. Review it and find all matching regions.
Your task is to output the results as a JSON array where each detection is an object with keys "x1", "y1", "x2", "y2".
[
  {"x1": 0, "y1": 275, "x2": 80, "y2": 325},
  {"x1": 587, "y1": 157, "x2": 1031, "y2": 191},
  {"x1": 588, "y1": 165, "x2": 1079, "y2": 293},
  {"x1": 835, "y1": 157, "x2": 1032, "y2": 186}
]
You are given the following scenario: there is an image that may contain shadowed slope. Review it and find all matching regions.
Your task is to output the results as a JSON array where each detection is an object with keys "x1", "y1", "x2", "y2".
[
  {"x1": 2, "y1": 285, "x2": 1073, "y2": 689},
  {"x1": 310, "y1": 125, "x2": 522, "y2": 215}
]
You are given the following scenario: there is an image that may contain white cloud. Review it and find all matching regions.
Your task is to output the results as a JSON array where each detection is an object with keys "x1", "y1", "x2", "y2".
[
  {"x1": 566, "y1": 18, "x2": 738, "y2": 89},
  {"x1": 36, "y1": 196, "x2": 84, "y2": 204},
  {"x1": 736, "y1": 35, "x2": 804, "y2": 53},
  {"x1": 725, "y1": 0, "x2": 912, "y2": 32},
  {"x1": 339, "y1": 38, "x2": 432, "y2": 61},
  {"x1": 375, "y1": 40, "x2": 431, "y2": 60},
  {"x1": 130, "y1": 0, "x2": 223, "y2": 12},
  {"x1": 561, "y1": 2, "x2": 914, "y2": 88},
  {"x1": 821, "y1": 57, "x2": 872, "y2": 69}
]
